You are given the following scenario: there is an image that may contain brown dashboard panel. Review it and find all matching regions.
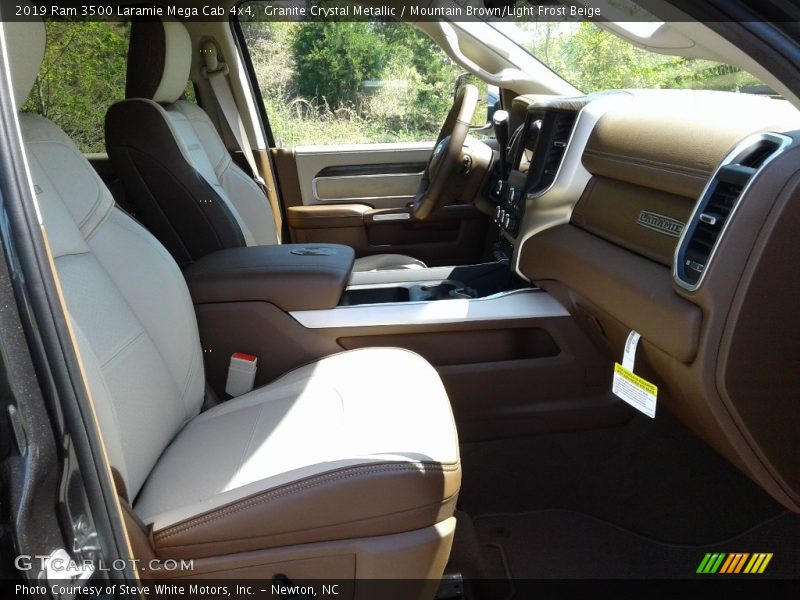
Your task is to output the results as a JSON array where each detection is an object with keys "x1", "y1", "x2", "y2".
[
  {"x1": 719, "y1": 223, "x2": 800, "y2": 503},
  {"x1": 519, "y1": 122, "x2": 800, "y2": 511},
  {"x1": 519, "y1": 224, "x2": 701, "y2": 363},
  {"x1": 580, "y1": 90, "x2": 800, "y2": 199},
  {"x1": 716, "y1": 162, "x2": 800, "y2": 507},
  {"x1": 571, "y1": 176, "x2": 695, "y2": 267}
]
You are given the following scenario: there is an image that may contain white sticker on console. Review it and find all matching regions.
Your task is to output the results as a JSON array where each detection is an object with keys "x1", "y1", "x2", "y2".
[{"x1": 613, "y1": 330, "x2": 657, "y2": 418}]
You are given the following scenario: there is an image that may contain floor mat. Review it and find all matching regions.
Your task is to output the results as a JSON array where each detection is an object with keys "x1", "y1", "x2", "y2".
[
  {"x1": 473, "y1": 509, "x2": 800, "y2": 581},
  {"x1": 459, "y1": 412, "x2": 784, "y2": 545}
]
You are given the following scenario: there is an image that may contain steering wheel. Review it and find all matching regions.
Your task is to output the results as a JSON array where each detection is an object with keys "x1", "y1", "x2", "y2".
[{"x1": 412, "y1": 84, "x2": 480, "y2": 219}]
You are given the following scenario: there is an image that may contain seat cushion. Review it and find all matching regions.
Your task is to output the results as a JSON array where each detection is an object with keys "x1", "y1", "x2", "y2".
[
  {"x1": 353, "y1": 254, "x2": 427, "y2": 272},
  {"x1": 134, "y1": 347, "x2": 460, "y2": 560},
  {"x1": 21, "y1": 113, "x2": 206, "y2": 497}
]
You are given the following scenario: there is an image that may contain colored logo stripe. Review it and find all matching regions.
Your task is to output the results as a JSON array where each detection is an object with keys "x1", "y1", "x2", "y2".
[
  {"x1": 697, "y1": 552, "x2": 773, "y2": 574},
  {"x1": 719, "y1": 553, "x2": 749, "y2": 573},
  {"x1": 697, "y1": 553, "x2": 726, "y2": 574},
  {"x1": 744, "y1": 553, "x2": 773, "y2": 574}
]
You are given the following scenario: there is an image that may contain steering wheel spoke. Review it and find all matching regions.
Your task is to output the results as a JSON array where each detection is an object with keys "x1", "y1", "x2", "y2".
[{"x1": 413, "y1": 84, "x2": 479, "y2": 220}]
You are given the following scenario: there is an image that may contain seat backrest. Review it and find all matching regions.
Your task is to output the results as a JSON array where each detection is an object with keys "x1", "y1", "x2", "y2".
[
  {"x1": 106, "y1": 19, "x2": 278, "y2": 266},
  {"x1": 7, "y1": 18, "x2": 206, "y2": 499}
]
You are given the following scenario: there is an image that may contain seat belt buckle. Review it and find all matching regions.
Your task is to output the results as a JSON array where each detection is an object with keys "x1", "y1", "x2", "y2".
[{"x1": 225, "y1": 352, "x2": 257, "y2": 397}]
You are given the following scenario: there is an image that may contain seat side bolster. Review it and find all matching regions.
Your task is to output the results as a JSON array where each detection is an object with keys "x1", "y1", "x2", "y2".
[
  {"x1": 151, "y1": 461, "x2": 461, "y2": 560},
  {"x1": 105, "y1": 99, "x2": 246, "y2": 265},
  {"x1": 171, "y1": 101, "x2": 279, "y2": 247}
]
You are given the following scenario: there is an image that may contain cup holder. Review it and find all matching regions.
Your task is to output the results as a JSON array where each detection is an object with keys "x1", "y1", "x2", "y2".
[
  {"x1": 339, "y1": 280, "x2": 481, "y2": 306},
  {"x1": 409, "y1": 281, "x2": 478, "y2": 301}
]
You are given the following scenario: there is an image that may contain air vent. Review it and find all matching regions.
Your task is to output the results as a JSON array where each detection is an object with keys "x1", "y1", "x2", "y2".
[
  {"x1": 675, "y1": 133, "x2": 791, "y2": 290},
  {"x1": 526, "y1": 109, "x2": 577, "y2": 194}
]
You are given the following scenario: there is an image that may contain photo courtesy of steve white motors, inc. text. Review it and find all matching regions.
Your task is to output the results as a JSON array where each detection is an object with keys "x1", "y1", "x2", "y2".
[{"x1": 17, "y1": 582, "x2": 343, "y2": 598}]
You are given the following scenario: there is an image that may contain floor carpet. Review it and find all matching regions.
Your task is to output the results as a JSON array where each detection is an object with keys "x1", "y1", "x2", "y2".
[{"x1": 473, "y1": 509, "x2": 800, "y2": 580}]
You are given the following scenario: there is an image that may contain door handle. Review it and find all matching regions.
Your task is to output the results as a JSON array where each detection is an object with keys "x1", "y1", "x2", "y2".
[{"x1": 372, "y1": 212, "x2": 412, "y2": 222}]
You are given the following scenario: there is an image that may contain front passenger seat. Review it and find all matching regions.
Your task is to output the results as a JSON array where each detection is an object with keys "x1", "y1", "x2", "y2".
[
  {"x1": 106, "y1": 18, "x2": 426, "y2": 271},
  {"x1": 8, "y1": 15, "x2": 458, "y2": 586}
]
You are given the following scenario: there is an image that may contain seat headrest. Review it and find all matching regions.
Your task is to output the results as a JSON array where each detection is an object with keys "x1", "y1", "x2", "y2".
[
  {"x1": 1, "y1": 9, "x2": 46, "y2": 110},
  {"x1": 126, "y1": 19, "x2": 191, "y2": 104}
]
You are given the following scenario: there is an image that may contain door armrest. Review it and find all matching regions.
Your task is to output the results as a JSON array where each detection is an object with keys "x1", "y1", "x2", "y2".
[{"x1": 286, "y1": 204, "x2": 370, "y2": 229}]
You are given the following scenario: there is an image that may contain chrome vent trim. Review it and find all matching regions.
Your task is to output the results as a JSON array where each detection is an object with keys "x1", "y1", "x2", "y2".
[
  {"x1": 528, "y1": 110, "x2": 578, "y2": 197},
  {"x1": 673, "y1": 132, "x2": 793, "y2": 292}
]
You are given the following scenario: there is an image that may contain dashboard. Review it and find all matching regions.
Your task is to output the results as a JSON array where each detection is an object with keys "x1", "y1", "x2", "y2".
[
  {"x1": 511, "y1": 114, "x2": 541, "y2": 174},
  {"x1": 490, "y1": 89, "x2": 800, "y2": 511},
  {"x1": 494, "y1": 100, "x2": 582, "y2": 238}
]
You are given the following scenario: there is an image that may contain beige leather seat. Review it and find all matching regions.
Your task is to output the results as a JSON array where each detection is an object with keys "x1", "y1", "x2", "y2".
[
  {"x1": 105, "y1": 19, "x2": 426, "y2": 272},
  {"x1": 7, "y1": 16, "x2": 458, "y2": 587}
]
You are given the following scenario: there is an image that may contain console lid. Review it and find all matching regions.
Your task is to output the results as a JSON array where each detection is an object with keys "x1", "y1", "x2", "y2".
[{"x1": 184, "y1": 244, "x2": 355, "y2": 311}]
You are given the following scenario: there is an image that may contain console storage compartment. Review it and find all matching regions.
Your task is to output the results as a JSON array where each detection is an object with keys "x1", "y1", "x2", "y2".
[
  {"x1": 184, "y1": 243, "x2": 355, "y2": 311},
  {"x1": 341, "y1": 261, "x2": 521, "y2": 305}
]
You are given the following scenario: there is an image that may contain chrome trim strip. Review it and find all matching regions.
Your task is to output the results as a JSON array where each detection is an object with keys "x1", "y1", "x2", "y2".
[
  {"x1": 511, "y1": 92, "x2": 633, "y2": 280},
  {"x1": 673, "y1": 132, "x2": 793, "y2": 292},
  {"x1": 289, "y1": 289, "x2": 569, "y2": 329},
  {"x1": 311, "y1": 171, "x2": 423, "y2": 203},
  {"x1": 372, "y1": 213, "x2": 411, "y2": 222}
]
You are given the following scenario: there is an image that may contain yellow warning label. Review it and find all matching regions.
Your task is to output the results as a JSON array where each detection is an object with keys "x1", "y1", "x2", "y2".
[
  {"x1": 614, "y1": 363, "x2": 658, "y2": 395},
  {"x1": 613, "y1": 363, "x2": 658, "y2": 418}
]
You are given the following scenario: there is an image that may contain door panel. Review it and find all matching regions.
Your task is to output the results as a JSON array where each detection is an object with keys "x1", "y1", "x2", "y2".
[
  {"x1": 294, "y1": 142, "x2": 433, "y2": 208},
  {"x1": 287, "y1": 204, "x2": 489, "y2": 267},
  {"x1": 313, "y1": 171, "x2": 422, "y2": 205},
  {"x1": 276, "y1": 143, "x2": 492, "y2": 266}
]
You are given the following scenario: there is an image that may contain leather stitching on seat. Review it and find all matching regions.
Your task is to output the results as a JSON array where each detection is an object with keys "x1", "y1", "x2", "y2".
[
  {"x1": 153, "y1": 462, "x2": 459, "y2": 542},
  {"x1": 26, "y1": 138, "x2": 113, "y2": 239},
  {"x1": 100, "y1": 329, "x2": 145, "y2": 368},
  {"x1": 233, "y1": 403, "x2": 267, "y2": 483},
  {"x1": 157, "y1": 493, "x2": 461, "y2": 554}
]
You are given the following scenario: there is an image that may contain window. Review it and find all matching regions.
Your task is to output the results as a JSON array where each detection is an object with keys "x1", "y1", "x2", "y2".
[
  {"x1": 21, "y1": 21, "x2": 130, "y2": 154},
  {"x1": 490, "y1": 21, "x2": 765, "y2": 95},
  {"x1": 239, "y1": 11, "x2": 479, "y2": 147},
  {"x1": 21, "y1": 21, "x2": 196, "y2": 154}
]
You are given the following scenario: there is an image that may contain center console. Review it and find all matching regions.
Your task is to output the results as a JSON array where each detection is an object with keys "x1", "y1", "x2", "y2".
[
  {"x1": 184, "y1": 243, "x2": 525, "y2": 311},
  {"x1": 183, "y1": 242, "x2": 566, "y2": 389},
  {"x1": 343, "y1": 261, "x2": 520, "y2": 304},
  {"x1": 498, "y1": 107, "x2": 578, "y2": 235},
  {"x1": 185, "y1": 242, "x2": 620, "y2": 441},
  {"x1": 489, "y1": 97, "x2": 595, "y2": 264}
]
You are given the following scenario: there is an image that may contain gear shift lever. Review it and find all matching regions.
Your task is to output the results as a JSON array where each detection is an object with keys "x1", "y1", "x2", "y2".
[{"x1": 493, "y1": 109, "x2": 510, "y2": 182}]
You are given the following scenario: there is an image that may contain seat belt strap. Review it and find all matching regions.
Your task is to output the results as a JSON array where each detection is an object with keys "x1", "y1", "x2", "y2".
[
  {"x1": 201, "y1": 40, "x2": 283, "y2": 241},
  {"x1": 202, "y1": 50, "x2": 263, "y2": 184}
]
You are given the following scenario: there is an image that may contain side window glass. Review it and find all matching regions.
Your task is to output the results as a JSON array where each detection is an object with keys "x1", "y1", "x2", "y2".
[
  {"x1": 239, "y1": 12, "x2": 475, "y2": 147},
  {"x1": 20, "y1": 21, "x2": 195, "y2": 154},
  {"x1": 21, "y1": 21, "x2": 131, "y2": 153}
]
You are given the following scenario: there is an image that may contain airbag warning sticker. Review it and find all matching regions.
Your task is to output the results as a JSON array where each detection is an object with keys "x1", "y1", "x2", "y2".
[
  {"x1": 613, "y1": 330, "x2": 657, "y2": 418},
  {"x1": 613, "y1": 363, "x2": 657, "y2": 418}
]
